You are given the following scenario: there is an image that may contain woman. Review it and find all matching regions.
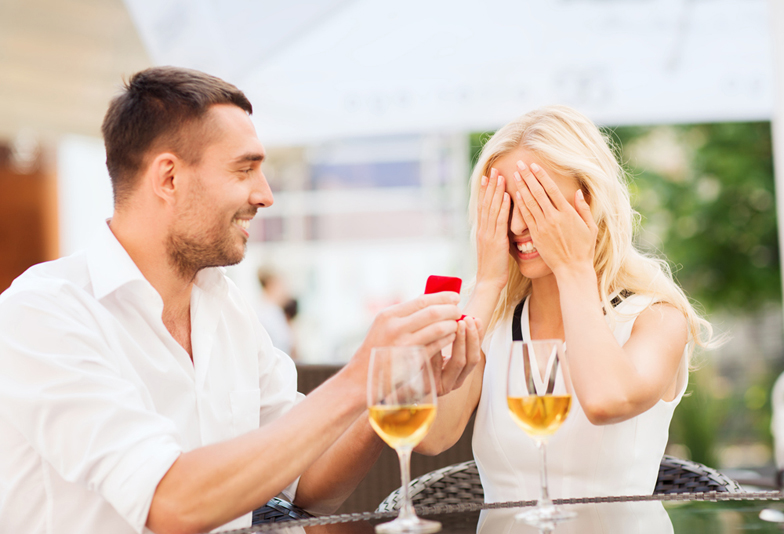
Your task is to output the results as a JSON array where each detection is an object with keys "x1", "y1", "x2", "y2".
[{"x1": 417, "y1": 105, "x2": 713, "y2": 501}]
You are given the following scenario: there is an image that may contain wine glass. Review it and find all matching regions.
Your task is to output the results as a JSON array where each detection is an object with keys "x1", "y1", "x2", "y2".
[
  {"x1": 368, "y1": 346, "x2": 441, "y2": 534},
  {"x1": 507, "y1": 339, "x2": 575, "y2": 526}
]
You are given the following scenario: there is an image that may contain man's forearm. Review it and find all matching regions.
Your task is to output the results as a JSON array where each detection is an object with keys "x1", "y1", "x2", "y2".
[
  {"x1": 294, "y1": 411, "x2": 385, "y2": 514},
  {"x1": 146, "y1": 372, "x2": 366, "y2": 534}
]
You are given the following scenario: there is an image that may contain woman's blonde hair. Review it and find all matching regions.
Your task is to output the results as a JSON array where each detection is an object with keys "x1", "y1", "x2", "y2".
[{"x1": 468, "y1": 105, "x2": 712, "y2": 354}]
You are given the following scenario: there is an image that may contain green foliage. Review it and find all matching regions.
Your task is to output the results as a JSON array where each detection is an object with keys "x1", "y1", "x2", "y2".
[
  {"x1": 610, "y1": 122, "x2": 779, "y2": 313},
  {"x1": 469, "y1": 131, "x2": 497, "y2": 171},
  {"x1": 719, "y1": 361, "x2": 782, "y2": 451},
  {"x1": 667, "y1": 360, "x2": 783, "y2": 469},
  {"x1": 668, "y1": 372, "x2": 723, "y2": 468},
  {"x1": 666, "y1": 500, "x2": 782, "y2": 532}
]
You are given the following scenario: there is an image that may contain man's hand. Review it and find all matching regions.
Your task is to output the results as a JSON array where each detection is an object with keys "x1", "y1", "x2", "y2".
[
  {"x1": 364, "y1": 292, "x2": 462, "y2": 351},
  {"x1": 345, "y1": 293, "x2": 462, "y2": 382}
]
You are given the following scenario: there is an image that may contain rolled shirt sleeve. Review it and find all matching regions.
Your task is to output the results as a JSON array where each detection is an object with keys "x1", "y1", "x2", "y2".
[
  {"x1": 0, "y1": 290, "x2": 184, "y2": 532},
  {"x1": 254, "y1": 315, "x2": 306, "y2": 502}
]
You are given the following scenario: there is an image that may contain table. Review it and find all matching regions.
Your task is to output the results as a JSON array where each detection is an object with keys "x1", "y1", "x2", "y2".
[{"x1": 224, "y1": 491, "x2": 784, "y2": 534}]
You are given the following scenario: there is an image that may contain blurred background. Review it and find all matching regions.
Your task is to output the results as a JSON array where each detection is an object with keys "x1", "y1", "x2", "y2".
[{"x1": 2, "y1": 0, "x2": 784, "y2": 483}]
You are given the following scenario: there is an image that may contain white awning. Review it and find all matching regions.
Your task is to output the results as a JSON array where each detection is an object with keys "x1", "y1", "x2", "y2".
[{"x1": 124, "y1": 0, "x2": 774, "y2": 145}]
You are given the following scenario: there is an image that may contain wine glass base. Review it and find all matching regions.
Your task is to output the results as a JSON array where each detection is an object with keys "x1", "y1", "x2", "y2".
[
  {"x1": 375, "y1": 515, "x2": 442, "y2": 534},
  {"x1": 515, "y1": 504, "x2": 576, "y2": 529}
]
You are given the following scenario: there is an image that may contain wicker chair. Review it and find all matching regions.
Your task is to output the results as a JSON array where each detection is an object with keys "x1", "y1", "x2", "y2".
[
  {"x1": 654, "y1": 455, "x2": 743, "y2": 494},
  {"x1": 375, "y1": 456, "x2": 743, "y2": 512},
  {"x1": 252, "y1": 497, "x2": 314, "y2": 524}
]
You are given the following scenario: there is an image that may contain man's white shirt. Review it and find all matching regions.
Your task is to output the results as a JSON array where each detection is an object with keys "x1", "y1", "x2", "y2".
[{"x1": 0, "y1": 222, "x2": 302, "y2": 533}]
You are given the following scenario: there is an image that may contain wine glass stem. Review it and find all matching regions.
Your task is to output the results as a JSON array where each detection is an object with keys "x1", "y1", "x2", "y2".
[
  {"x1": 396, "y1": 446, "x2": 417, "y2": 520},
  {"x1": 536, "y1": 439, "x2": 553, "y2": 508}
]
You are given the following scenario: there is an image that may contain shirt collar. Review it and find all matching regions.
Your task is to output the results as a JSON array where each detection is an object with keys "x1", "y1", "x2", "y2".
[
  {"x1": 193, "y1": 264, "x2": 228, "y2": 296},
  {"x1": 86, "y1": 220, "x2": 229, "y2": 300},
  {"x1": 86, "y1": 221, "x2": 151, "y2": 300}
]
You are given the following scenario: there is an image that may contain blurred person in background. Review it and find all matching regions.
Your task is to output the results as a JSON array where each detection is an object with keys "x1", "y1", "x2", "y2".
[
  {"x1": 256, "y1": 268, "x2": 295, "y2": 357},
  {"x1": 0, "y1": 66, "x2": 482, "y2": 534},
  {"x1": 282, "y1": 296, "x2": 300, "y2": 359},
  {"x1": 418, "y1": 105, "x2": 715, "y2": 501}
]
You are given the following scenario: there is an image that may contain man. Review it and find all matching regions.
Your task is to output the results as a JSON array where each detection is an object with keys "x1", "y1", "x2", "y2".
[{"x1": 0, "y1": 67, "x2": 481, "y2": 534}]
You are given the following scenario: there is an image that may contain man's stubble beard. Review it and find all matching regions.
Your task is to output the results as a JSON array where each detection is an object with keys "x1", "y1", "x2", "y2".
[
  {"x1": 166, "y1": 173, "x2": 248, "y2": 280},
  {"x1": 166, "y1": 225, "x2": 246, "y2": 281}
]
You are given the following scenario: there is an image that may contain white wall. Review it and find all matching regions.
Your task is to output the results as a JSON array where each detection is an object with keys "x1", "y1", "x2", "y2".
[{"x1": 57, "y1": 135, "x2": 114, "y2": 257}]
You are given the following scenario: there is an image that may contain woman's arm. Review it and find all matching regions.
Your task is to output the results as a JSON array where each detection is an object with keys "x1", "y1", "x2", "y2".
[
  {"x1": 556, "y1": 267, "x2": 688, "y2": 424},
  {"x1": 417, "y1": 169, "x2": 510, "y2": 454},
  {"x1": 415, "y1": 350, "x2": 484, "y2": 455}
]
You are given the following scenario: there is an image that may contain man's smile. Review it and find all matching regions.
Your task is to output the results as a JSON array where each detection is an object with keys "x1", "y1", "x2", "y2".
[{"x1": 233, "y1": 217, "x2": 251, "y2": 231}]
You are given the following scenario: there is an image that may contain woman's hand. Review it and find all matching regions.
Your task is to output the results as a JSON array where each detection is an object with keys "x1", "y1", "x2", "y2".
[
  {"x1": 476, "y1": 168, "x2": 512, "y2": 290},
  {"x1": 512, "y1": 160, "x2": 597, "y2": 277},
  {"x1": 433, "y1": 316, "x2": 481, "y2": 396}
]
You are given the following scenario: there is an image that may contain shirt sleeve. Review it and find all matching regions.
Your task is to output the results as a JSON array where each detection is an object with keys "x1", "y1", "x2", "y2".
[
  {"x1": 0, "y1": 289, "x2": 184, "y2": 533},
  {"x1": 251, "y1": 312, "x2": 306, "y2": 501},
  {"x1": 256, "y1": 345, "x2": 305, "y2": 502},
  {"x1": 252, "y1": 300, "x2": 303, "y2": 424}
]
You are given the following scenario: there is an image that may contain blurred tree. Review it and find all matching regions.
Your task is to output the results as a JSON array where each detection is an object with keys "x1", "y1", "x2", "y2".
[
  {"x1": 667, "y1": 367, "x2": 724, "y2": 467},
  {"x1": 469, "y1": 131, "x2": 492, "y2": 170},
  {"x1": 610, "y1": 122, "x2": 779, "y2": 314}
]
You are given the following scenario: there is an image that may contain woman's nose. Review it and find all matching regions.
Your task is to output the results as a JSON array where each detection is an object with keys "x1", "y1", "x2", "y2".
[{"x1": 509, "y1": 201, "x2": 527, "y2": 235}]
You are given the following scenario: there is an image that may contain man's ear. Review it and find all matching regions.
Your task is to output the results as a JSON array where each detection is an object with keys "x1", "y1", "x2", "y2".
[{"x1": 148, "y1": 152, "x2": 180, "y2": 205}]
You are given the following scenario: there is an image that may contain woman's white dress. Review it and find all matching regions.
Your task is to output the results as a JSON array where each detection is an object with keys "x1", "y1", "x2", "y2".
[{"x1": 472, "y1": 293, "x2": 688, "y2": 502}]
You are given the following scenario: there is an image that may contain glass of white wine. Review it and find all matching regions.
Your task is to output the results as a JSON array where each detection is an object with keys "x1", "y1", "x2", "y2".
[
  {"x1": 368, "y1": 345, "x2": 441, "y2": 534},
  {"x1": 507, "y1": 339, "x2": 575, "y2": 526}
]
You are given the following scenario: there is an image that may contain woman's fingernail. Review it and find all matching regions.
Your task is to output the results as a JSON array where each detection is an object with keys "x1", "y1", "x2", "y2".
[
  {"x1": 481, "y1": 175, "x2": 487, "y2": 186},
  {"x1": 514, "y1": 172, "x2": 522, "y2": 182},
  {"x1": 577, "y1": 189, "x2": 584, "y2": 201},
  {"x1": 531, "y1": 163, "x2": 541, "y2": 172}
]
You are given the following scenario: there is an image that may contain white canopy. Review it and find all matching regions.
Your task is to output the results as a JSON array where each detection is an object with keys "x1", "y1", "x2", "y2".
[{"x1": 124, "y1": 0, "x2": 774, "y2": 145}]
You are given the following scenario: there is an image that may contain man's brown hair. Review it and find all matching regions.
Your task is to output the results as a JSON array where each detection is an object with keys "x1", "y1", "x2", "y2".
[{"x1": 101, "y1": 66, "x2": 253, "y2": 206}]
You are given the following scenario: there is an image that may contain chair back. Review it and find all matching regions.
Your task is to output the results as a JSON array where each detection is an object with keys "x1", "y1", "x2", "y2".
[
  {"x1": 655, "y1": 455, "x2": 743, "y2": 493},
  {"x1": 376, "y1": 460, "x2": 483, "y2": 512},
  {"x1": 376, "y1": 455, "x2": 743, "y2": 512}
]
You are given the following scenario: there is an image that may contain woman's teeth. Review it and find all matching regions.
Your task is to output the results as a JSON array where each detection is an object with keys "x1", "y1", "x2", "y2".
[
  {"x1": 517, "y1": 242, "x2": 537, "y2": 254},
  {"x1": 234, "y1": 218, "x2": 251, "y2": 230}
]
